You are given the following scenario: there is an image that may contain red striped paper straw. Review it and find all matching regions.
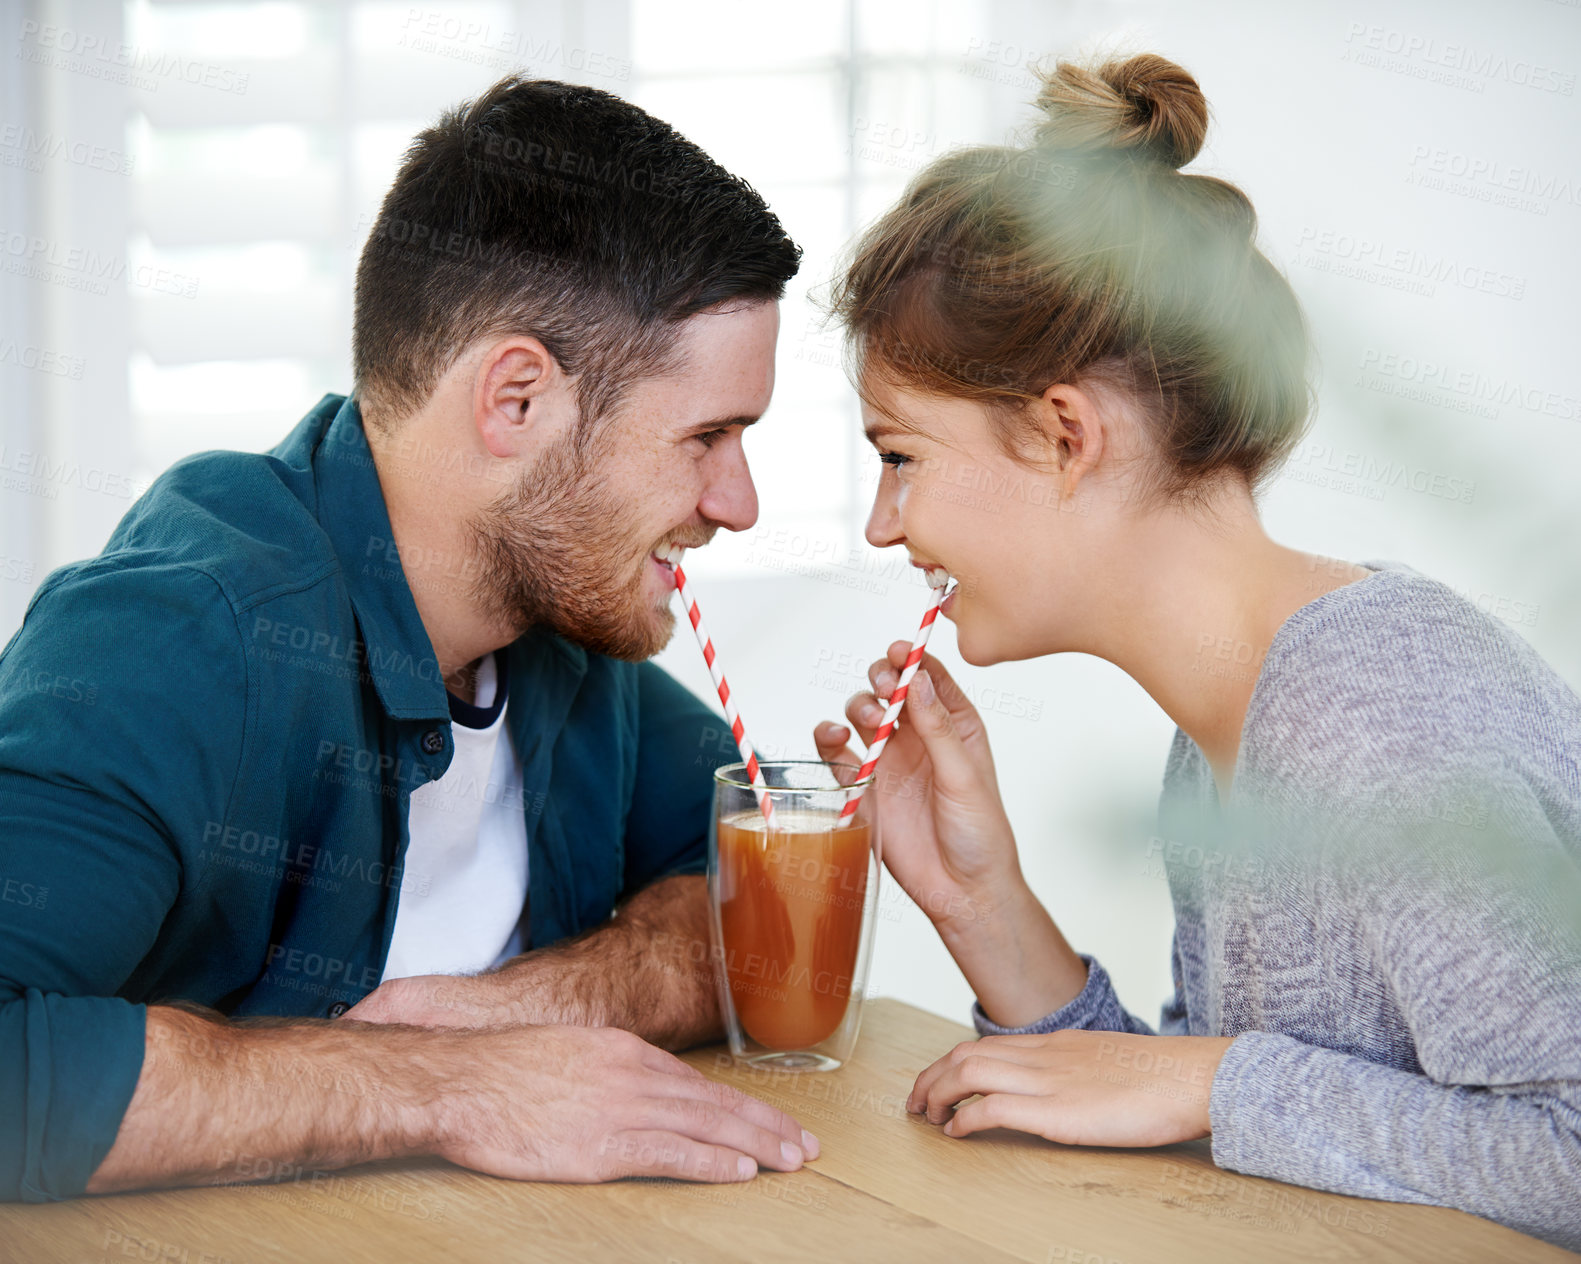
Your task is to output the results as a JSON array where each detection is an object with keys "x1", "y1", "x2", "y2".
[
  {"x1": 838, "y1": 575, "x2": 948, "y2": 822},
  {"x1": 666, "y1": 548, "x2": 775, "y2": 824}
]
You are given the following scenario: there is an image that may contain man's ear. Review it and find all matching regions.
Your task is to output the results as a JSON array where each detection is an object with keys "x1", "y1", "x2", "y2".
[
  {"x1": 1038, "y1": 382, "x2": 1107, "y2": 498},
  {"x1": 472, "y1": 337, "x2": 563, "y2": 459}
]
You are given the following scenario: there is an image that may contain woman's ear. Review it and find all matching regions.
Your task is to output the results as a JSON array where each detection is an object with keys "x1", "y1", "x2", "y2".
[
  {"x1": 1038, "y1": 382, "x2": 1107, "y2": 497},
  {"x1": 473, "y1": 337, "x2": 563, "y2": 459}
]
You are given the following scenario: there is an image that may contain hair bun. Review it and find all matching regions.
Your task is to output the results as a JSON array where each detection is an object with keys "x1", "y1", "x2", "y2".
[{"x1": 1034, "y1": 54, "x2": 1208, "y2": 169}]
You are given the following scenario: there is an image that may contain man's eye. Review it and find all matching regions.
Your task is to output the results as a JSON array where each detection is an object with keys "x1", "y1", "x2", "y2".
[
  {"x1": 695, "y1": 428, "x2": 730, "y2": 449},
  {"x1": 878, "y1": 451, "x2": 911, "y2": 467}
]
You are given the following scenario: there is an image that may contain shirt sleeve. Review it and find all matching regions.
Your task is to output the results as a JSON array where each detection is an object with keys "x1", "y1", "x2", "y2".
[
  {"x1": 618, "y1": 662, "x2": 729, "y2": 897},
  {"x1": 0, "y1": 563, "x2": 247, "y2": 1202},
  {"x1": 1208, "y1": 788, "x2": 1581, "y2": 1252}
]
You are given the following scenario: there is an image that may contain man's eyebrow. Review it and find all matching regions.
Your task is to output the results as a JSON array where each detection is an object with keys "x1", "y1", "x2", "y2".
[{"x1": 689, "y1": 415, "x2": 761, "y2": 430}]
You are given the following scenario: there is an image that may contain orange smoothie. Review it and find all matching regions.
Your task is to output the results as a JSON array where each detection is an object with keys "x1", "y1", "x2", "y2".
[{"x1": 716, "y1": 808, "x2": 872, "y2": 1050}]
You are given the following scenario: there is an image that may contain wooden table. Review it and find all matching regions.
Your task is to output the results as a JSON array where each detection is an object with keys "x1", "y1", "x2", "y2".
[{"x1": 0, "y1": 1000, "x2": 1565, "y2": 1263}]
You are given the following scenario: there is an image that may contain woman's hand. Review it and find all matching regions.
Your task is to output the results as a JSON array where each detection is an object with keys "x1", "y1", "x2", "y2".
[
  {"x1": 908, "y1": 1031, "x2": 1236, "y2": 1148},
  {"x1": 813, "y1": 643, "x2": 1020, "y2": 932},
  {"x1": 813, "y1": 645, "x2": 1089, "y2": 1027}
]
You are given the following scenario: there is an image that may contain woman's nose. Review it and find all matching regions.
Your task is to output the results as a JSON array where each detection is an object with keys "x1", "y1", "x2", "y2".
[{"x1": 864, "y1": 475, "x2": 904, "y2": 549}]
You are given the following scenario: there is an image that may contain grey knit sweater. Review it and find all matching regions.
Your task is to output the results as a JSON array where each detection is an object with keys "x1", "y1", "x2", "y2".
[{"x1": 973, "y1": 559, "x2": 1581, "y2": 1250}]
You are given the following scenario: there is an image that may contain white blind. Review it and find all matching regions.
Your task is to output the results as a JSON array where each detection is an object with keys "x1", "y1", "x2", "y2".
[
  {"x1": 124, "y1": 0, "x2": 634, "y2": 478},
  {"x1": 628, "y1": 0, "x2": 994, "y2": 581}
]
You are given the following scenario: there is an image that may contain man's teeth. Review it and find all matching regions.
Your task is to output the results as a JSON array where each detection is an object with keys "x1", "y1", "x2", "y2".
[{"x1": 654, "y1": 544, "x2": 685, "y2": 566}]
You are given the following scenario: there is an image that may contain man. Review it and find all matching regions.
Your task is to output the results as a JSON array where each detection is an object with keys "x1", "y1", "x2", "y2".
[{"x1": 0, "y1": 76, "x2": 818, "y2": 1199}]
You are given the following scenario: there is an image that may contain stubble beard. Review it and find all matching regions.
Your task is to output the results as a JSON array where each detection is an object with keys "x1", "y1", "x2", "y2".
[{"x1": 467, "y1": 433, "x2": 675, "y2": 661}]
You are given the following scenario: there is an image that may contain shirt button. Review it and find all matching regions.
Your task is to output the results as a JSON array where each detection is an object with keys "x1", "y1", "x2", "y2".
[
  {"x1": 421, "y1": 728, "x2": 445, "y2": 754},
  {"x1": 327, "y1": 1001, "x2": 349, "y2": 1018}
]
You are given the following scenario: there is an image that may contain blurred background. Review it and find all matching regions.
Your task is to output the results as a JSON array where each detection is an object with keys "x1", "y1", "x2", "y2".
[{"x1": 3, "y1": 0, "x2": 1577, "y2": 1026}]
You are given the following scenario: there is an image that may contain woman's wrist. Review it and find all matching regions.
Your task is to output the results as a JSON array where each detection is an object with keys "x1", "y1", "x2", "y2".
[{"x1": 935, "y1": 879, "x2": 1088, "y2": 1029}]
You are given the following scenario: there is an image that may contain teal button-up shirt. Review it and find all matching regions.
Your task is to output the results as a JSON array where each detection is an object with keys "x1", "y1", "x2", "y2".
[{"x1": 0, "y1": 395, "x2": 730, "y2": 1202}]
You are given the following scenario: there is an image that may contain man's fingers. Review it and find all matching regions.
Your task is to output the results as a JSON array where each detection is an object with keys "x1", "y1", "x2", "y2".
[
  {"x1": 640, "y1": 1096, "x2": 805, "y2": 1172},
  {"x1": 665, "y1": 1075, "x2": 820, "y2": 1160},
  {"x1": 639, "y1": 1043, "x2": 708, "y2": 1078},
  {"x1": 600, "y1": 1131, "x2": 758, "y2": 1184},
  {"x1": 641, "y1": 1045, "x2": 819, "y2": 1160}
]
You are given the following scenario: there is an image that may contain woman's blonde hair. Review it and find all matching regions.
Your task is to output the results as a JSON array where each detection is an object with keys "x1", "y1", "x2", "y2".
[{"x1": 830, "y1": 53, "x2": 1312, "y2": 505}]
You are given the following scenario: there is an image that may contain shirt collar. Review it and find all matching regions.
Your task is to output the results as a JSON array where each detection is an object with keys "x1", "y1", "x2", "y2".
[
  {"x1": 310, "y1": 394, "x2": 450, "y2": 722},
  {"x1": 306, "y1": 394, "x2": 593, "y2": 730}
]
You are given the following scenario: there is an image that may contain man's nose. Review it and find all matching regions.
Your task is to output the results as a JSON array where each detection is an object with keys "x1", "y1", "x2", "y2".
[
  {"x1": 864, "y1": 475, "x2": 904, "y2": 549},
  {"x1": 700, "y1": 440, "x2": 759, "y2": 532}
]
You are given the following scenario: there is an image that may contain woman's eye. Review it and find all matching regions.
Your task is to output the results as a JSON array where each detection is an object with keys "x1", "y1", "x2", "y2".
[{"x1": 878, "y1": 451, "x2": 911, "y2": 468}]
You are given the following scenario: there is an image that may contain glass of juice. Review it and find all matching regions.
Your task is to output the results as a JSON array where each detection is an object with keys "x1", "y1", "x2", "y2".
[{"x1": 708, "y1": 760, "x2": 881, "y2": 1071}]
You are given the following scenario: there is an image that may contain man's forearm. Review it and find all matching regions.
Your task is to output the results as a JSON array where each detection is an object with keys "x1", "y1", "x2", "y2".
[
  {"x1": 86, "y1": 1005, "x2": 442, "y2": 1194},
  {"x1": 87, "y1": 990, "x2": 816, "y2": 1196},
  {"x1": 470, "y1": 874, "x2": 720, "y2": 1049}
]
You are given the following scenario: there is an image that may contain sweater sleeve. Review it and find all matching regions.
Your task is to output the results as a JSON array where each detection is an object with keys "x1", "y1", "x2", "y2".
[
  {"x1": 972, "y1": 954, "x2": 1160, "y2": 1037},
  {"x1": 1208, "y1": 788, "x2": 1581, "y2": 1252}
]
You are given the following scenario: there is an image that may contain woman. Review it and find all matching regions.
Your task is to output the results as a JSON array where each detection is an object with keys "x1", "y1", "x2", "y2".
[{"x1": 813, "y1": 54, "x2": 1581, "y2": 1248}]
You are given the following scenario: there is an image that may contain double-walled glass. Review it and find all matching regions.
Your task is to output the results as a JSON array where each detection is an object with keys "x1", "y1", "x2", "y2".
[{"x1": 708, "y1": 760, "x2": 881, "y2": 1071}]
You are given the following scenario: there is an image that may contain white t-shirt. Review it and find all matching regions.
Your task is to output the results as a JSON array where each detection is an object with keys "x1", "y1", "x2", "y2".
[{"x1": 381, "y1": 653, "x2": 529, "y2": 982}]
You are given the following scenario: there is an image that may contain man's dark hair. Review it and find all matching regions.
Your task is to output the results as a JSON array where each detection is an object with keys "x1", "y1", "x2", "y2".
[{"x1": 353, "y1": 76, "x2": 802, "y2": 433}]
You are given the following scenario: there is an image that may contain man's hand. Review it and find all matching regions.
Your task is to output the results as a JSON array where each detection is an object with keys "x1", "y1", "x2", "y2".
[
  {"x1": 907, "y1": 1030, "x2": 1236, "y2": 1148},
  {"x1": 89, "y1": 1004, "x2": 819, "y2": 1195},
  {"x1": 429, "y1": 1023, "x2": 820, "y2": 1183}
]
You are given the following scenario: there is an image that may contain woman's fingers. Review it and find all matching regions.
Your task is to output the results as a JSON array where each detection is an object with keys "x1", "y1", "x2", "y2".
[
  {"x1": 907, "y1": 1038, "x2": 1050, "y2": 1112},
  {"x1": 813, "y1": 721, "x2": 859, "y2": 769},
  {"x1": 877, "y1": 644, "x2": 987, "y2": 742},
  {"x1": 908, "y1": 1039, "x2": 978, "y2": 1111},
  {"x1": 842, "y1": 691, "x2": 887, "y2": 748},
  {"x1": 909, "y1": 1044, "x2": 1055, "y2": 1121},
  {"x1": 906, "y1": 1032, "x2": 1231, "y2": 1149},
  {"x1": 941, "y1": 1093, "x2": 1040, "y2": 1139},
  {"x1": 896, "y1": 670, "x2": 987, "y2": 804},
  {"x1": 918, "y1": 1054, "x2": 1051, "y2": 1124}
]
